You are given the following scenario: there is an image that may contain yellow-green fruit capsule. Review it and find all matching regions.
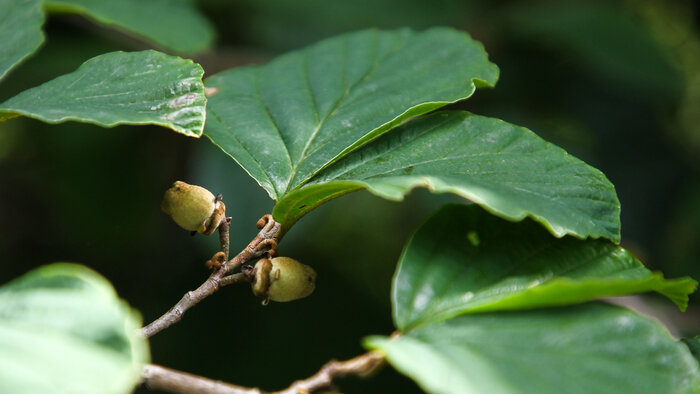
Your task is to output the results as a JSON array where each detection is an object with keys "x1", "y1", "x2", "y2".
[
  {"x1": 252, "y1": 257, "x2": 316, "y2": 302},
  {"x1": 161, "y1": 181, "x2": 217, "y2": 233}
]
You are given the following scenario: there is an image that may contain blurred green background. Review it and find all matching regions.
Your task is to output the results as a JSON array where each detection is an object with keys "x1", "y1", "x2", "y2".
[{"x1": 1, "y1": 0, "x2": 699, "y2": 392}]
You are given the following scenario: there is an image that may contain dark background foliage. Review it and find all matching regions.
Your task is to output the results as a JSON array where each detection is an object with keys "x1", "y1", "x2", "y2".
[{"x1": 1, "y1": 0, "x2": 699, "y2": 392}]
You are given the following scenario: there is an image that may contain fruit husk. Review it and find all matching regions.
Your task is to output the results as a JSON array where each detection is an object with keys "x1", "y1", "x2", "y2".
[
  {"x1": 267, "y1": 257, "x2": 316, "y2": 302},
  {"x1": 161, "y1": 181, "x2": 216, "y2": 232}
]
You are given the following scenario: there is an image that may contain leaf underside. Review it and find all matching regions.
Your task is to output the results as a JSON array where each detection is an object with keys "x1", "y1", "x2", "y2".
[
  {"x1": 0, "y1": 0, "x2": 44, "y2": 81},
  {"x1": 0, "y1": 263, "x2": 149, "y2": 394},
  {"x1": 44, "y1": 0, "x2": 215, "y2": 54},
  {"x1": 0, "y1": 50, "x2": 206, "y2": 137},
  {"x1": 391, "y1": 204, "x2": 695, "y2": 331},
  {"x1": 367, "y1": 303, "x2": 700, "y2": 394}
]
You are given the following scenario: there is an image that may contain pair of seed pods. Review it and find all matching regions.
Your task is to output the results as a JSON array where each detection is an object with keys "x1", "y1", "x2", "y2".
[{"x1": 161, "y1": 181, "x2": 316, "y2": 303}]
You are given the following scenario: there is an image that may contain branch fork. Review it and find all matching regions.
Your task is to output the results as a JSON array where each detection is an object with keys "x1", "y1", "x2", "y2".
[
  {"x1": 141, "y1": 214, "x2": 281, "y2": 338},
  {"x1": 141, "y1": 212, "x2": 384, "y2": 393}
]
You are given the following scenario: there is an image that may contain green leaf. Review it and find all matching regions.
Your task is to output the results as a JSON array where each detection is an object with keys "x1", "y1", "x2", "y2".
[
  {"x1": 684, "y1": 336, "x2": 700, "y2": 364},
  {"x1": 0, "y1": 0, "x2": 44, "y2": 81},
  {"x1": 204, "y1": 27, "x2": 499, "y2": 200},
  {"x1": 0, "y1": 50, "x2": 206, "y2": 137},
  {"x1": 392, "y1": 204, "x2": 694, "y2": 331},
  {"x1": 274, "y1": 111, "x2": 622, "y2": 240},
  {"x1": 44, "y1": 0, "x2": 215, "y2": 54},
  {"x1": 366, "y1": 303, "x2": 700, "y2": 394},
  {"x1": 0, "y1": 263, "x2": 149, "y2": 394}
]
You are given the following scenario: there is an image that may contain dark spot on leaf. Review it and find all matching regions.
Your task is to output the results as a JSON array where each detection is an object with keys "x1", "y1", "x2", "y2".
[{"x1": 298, "y1": 204, "x2": 307, "y2": 209}]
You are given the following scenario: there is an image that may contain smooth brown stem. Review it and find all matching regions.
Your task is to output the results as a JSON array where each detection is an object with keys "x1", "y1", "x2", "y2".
[
  {"x1": 141, "y1": 351, "x2": 385, "y2": 394},
  {"x1": 142, "y1": 364, "x2": 261, "y2": 394},
  {"x1": 141, "y1": 215, "x2": 281, "y2": 338},
  {"x1": 140, "y1": 273, "x2": 223, "y2": 338}
]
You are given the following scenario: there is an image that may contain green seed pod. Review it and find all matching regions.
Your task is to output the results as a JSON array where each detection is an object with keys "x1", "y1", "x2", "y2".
[
  {"x1": 161, "y1": 181, "x2": 223, "y2": 234},
  {"x1": 252, "y1": 257, "x2": 316, "y2": 303}
]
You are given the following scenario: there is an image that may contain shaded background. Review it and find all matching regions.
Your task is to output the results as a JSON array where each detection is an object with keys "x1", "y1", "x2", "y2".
[{"x1": 1, "y1": 0, "x2": 699, "y2": 392}]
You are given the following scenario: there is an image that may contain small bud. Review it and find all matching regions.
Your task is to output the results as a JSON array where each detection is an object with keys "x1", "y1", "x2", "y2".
[
  {"x1": 161, "y1": 181, "x2": 224, "y2": 234},
  {"x1": 205, "y1": 251, "x2": 226, "y2": 270},
  {"x1": 251, "y1": 257, "x2": 316, "y2": 303}
]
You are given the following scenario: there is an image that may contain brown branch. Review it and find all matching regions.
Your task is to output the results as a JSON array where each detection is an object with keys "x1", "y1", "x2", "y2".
[
  {"x1": 142, "y1": 364, "x2": 261, "y2": 394},
  {"x1": 272, "y1": 351, "x2": 385, "y2": 394},
  {"x1": 218, "y1": 273, "x2": 250, "y2": 287},
  {"x1": 219, "y1": 217, "x2": 231, "y2": 259},
  {"x1": 141, "y1": 215, "x2": 281, "y2": 338},
  {"x1": 141, "y1": 351, "x2": 385, "y2": 394}
]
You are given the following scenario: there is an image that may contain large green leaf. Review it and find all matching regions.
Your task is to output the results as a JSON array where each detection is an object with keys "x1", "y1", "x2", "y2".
[
  {"x1": 392, "y1": 204, "x2": 695, "y2": 331},
  {"x1": 204, "y1": 27, "x2": 499, "y2": 200},
  {"x1": 685, "y1": 336, "x2": 700, "y2": 364},
  {"x1": 366, "y1": 303, "x2": 700, "y2": 394},
  {"x1": 0, "y1": 0, "x2": 44, "y2": 81},
  {"x1": 0, "y1": 50, "x2": 206, "y2": 137},
  {"x1": 44, "y1": 0, "x2": 214, "y2": 54},
  {"x1": 274, "y1": 111, "x2": 622, "y2": 240},
  {"x1": 0, "y1": 263, "x2": 149, "y2": 393}
]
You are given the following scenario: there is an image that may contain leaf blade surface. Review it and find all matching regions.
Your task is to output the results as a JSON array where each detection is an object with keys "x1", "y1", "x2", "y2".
[
  {"x1": 205, "y1": 28, "x2": 499, "y2": 199},
  {"x1": 0, "y1": 263, "x2": 149, "y2": 394},
  {"x1": 367, "y1": 303, "x2": 700, "y2": 394},
  {"x1": 0, "y1": 50, "x2": 206, "y2": 137},
  {"x1": 275, "y1": 112, "x2": 622, "y2": 240},
  {"x1": 392, "y1": 204, "x2": 694, "y2": 330},
  {"x1": 0, "y1": 0, "x2": 44, "y2": 81}
]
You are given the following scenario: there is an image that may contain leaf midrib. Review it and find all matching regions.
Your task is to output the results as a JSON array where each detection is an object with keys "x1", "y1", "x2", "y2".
[
  {"x1": 283, "y1": 30, "x2": 408, "y2": 195},
  {"x1": 406, "y1": 242, "x2": 621, "y2": 330},
  {"x1": 307, "y1": 112, "x2": 618, "y2": 230}
]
